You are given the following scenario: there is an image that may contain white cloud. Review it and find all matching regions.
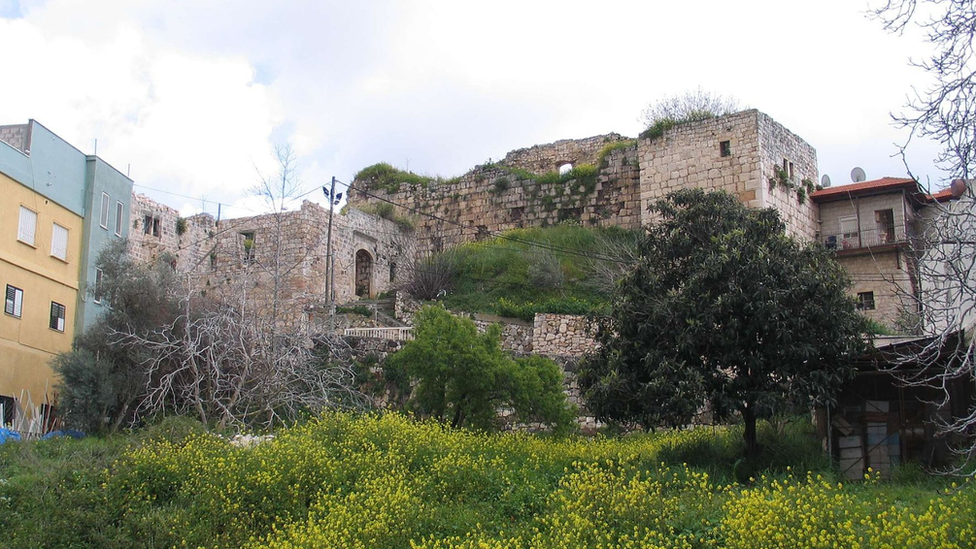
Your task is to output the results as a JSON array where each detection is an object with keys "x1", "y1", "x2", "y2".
[{"x1": 0, "y1": 0, "x2": 952, "y2": 219}]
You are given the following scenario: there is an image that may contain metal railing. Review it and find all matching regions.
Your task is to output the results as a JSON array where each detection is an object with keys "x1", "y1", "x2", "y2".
[
  {"x1": 822, "y1": 227, "x2": 906, "y2": 251},
  {"x1": 343, "y1": 326, "x2": 415, "y2": 341}
]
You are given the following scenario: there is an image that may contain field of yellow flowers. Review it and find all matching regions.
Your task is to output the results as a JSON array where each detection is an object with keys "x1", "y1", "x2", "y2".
[{"x1": 1, "y1": 413, "x2": 973, "y2": 548}]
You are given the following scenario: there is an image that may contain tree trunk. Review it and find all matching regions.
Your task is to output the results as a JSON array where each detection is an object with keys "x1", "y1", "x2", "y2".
[{"x1": 742, "y1": 401, "x2": 759, "y2": 460}]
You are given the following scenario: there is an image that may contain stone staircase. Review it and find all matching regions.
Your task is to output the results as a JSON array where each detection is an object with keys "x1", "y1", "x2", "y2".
[{"x1": 353, "y1": 296, "x2": 408, "y2": 328}]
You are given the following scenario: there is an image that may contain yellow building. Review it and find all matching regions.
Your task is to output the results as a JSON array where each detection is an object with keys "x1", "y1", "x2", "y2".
[{"x1": 0, "y1": 169, "x2": 83, "y2": 416}]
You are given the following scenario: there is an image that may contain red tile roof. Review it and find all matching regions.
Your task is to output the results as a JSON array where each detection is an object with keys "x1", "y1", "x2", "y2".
[
  {"x1": 926, "y1": 188, "x2": 955, "y2": 203},
  {"x1": 810, "y1": 177, "x2": 919, "y2": 202}
]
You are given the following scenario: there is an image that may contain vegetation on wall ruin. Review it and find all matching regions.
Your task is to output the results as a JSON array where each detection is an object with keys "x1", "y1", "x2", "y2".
[
  {"x1": 429, "y1": 224, "x2": 638, "y2": 321},
  {"x1": 353, "y1": 162, "x2": 460, "y2": 194}
]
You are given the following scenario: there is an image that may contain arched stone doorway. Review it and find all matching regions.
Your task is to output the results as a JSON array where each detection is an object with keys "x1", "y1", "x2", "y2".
[{"x1": 355, "y1": 249, "x2": 372, "y2": 297}]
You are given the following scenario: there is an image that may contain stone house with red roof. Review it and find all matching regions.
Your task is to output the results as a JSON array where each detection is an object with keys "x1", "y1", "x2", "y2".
[{"x1": 810, "y1": 177, "x2": 963, "y2": 329}]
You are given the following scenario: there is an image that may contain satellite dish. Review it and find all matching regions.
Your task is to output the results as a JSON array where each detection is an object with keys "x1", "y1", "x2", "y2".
[
  {"x1": 821, "y1": 174, "x2": 832, "y2": 188},
  {"x1": 851, "y1": 167, "x2": 866, "y2": 183}
]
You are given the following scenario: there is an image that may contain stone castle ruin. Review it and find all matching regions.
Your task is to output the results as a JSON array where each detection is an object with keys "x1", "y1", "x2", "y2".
[{"x1": 130, "y1": 109, "x2": 826, "y2": 333}]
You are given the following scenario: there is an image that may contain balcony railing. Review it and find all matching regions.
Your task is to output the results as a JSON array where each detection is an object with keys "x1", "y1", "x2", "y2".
[
  {"x1": 343, "y1": 326, "x2": 414, "y2": 341},
  {"x1": 822, "y1": 227, "x2": 905, "y2": 251}
]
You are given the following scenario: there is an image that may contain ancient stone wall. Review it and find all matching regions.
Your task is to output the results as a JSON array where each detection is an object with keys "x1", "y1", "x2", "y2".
[
  {"x1": 331, "y1": 207, "x2": 415, "y2": 303},
  {"x1": 499, "y1": 133, "x2": 628, "y2": 174},
  {"x1": 756, "y1": 111, "x2": 819, "y2": 240},
  {"x1": 350, "y1": 137, "x2": 642, "y2": 257},
  {"x1": 128, "y1": 195, "x2": 414, "y2": 331},
  {"x1": 638, "y1": 110, "x2": 762, "y2": 217},
  {"x1": 638, "y1": 110, "x2": 819, "y2": 240},
  {"x1": 128, "y1": 193, "x2": 214, "y2": 272},
  {"x1": 531, "y1": 313, "x2": 599, "y2": 357}
]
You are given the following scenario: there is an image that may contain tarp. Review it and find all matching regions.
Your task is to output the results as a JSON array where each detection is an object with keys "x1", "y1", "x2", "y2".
[
  {"x1": 0, "y1": 428, "x2": 21, "y2": 444},
  {"x1": 41, "y1": 430, "x2": 85, "y2": 440}
]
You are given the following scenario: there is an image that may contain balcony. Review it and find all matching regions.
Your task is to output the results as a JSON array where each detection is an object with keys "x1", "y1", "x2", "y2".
[{"x1": 822, "y1": 227, "x2": 906, "y2": 252}]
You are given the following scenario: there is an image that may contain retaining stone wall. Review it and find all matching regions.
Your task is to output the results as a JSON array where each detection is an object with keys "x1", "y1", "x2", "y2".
[{"x1": 531, "y1": 313, "x2": 600, "y2": 357}]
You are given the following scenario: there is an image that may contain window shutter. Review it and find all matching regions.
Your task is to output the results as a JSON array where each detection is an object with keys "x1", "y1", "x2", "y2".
[
  {"x1": 18, "y1": 207, "x2": 37, "y2": 245},
  {"x1": 51, "y1": 223, "x2": 69, "y2": 261},
  {"x1": 14, "y1": 288, "x2": 22, "y2": 317},
  {"x1": 4, "y1": 285, "x2": 22, "y2": 317},
  {"x1": 50, "y1": 302, "x2": 65, "y2": 331}
]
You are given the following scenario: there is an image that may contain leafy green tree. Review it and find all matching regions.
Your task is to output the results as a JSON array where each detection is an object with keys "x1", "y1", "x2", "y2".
[
  {"x1": 53, "y1": 240, "x2": 181, "y2": 432},
  {"x1": 579, "y1": 189, "x2": 867, "y2": 456},
  {"x1": 386, "y1": 305, "x2": 575, "y2": 432}
]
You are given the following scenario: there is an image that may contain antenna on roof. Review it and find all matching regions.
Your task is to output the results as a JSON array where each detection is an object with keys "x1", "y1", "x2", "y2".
[
  {"x1": 821, "y1": 174, "x2": 832, "y2": 188},
  {"x1": 851, "y1": 167, "x2": 866, "y2": 183}
]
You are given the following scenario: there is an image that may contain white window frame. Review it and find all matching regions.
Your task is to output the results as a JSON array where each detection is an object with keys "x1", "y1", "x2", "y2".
[
  {"x1": 4, "y1": 285, "x2": 23, "y2": 318},
  {"x1": 100, "y1": 192, "x2": 110, "y2": 229},
  {"x1": 50, "y1": 223, "x2": 69, "y2": 261},
  {"x1": 17, "y1": 206, "x2": 37, "y2": 246},
  {"x1": 115, "y1": 201, "x2": 124, "y2": 237},
  {"x1": 50, "y1": 301, "x2": 65, "y2": 332},
  {"x1": 93, "y1": 268, "x2": 103, "y2": 304},
  {"x1": 839, "y1": 215, "x2": 858, "y2": 238}
]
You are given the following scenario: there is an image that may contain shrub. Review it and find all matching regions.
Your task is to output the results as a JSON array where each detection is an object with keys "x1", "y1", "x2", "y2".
[
  {"x1": 385, "y1": 305, "x2": 575, "y2": 432},
  {"x1": 51, "y1": 349, "x2": 119, "y2": 433},
  {"x1": 639, "y1": 88, "x2": 740, "y2": 141},
  {"x1": 527, "y1": 250, "x2": 564, "y2": 288},
  {"x1": 402, "y1": 250, "x2": 459, "y2": 300},
  {"x1": 491, "y1": 177, "x2": 510, "y2": 194},
  {"x1": 595, "y1": 139, "x2": 638, "y2": 167}
]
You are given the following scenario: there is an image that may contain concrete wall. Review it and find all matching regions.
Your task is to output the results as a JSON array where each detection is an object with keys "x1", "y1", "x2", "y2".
[
  {"x1": 14, "y1": 122, "x2": 89, "y2": 217},
  {"x1": 76, "y1": 157, "x2": 133, "y2": 333},
  {"x1": 1, "y1": 121, "x2": 134, "y2": 335},
  {"x1": 0, "y1": 172, "x2": 83, "y2": 404}
]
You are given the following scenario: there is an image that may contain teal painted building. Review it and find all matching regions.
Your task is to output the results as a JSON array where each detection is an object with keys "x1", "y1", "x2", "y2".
[{"x1": 0, "y1": 120, "x2": 133, "y2": 335}]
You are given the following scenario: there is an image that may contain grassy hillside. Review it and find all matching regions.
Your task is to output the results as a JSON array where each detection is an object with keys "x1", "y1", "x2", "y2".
[
  {"x1": 0, "y1": 414, "x2": 971, "y2": 548},
  {"x1": 440, "y1": 224, "x2": 638, "y2": 320}
]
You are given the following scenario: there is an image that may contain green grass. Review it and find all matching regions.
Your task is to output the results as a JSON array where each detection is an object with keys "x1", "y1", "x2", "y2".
[
  {"x1": 337, "y1": 305, "x2": 373, "y2": 317},
  {"x1": 0, "y1": 414, "x2": 967, "y2": 548},
  {"x1": 595, "y1": 139, "x2": 638, "y2": 167},
  {"x1": 354, "y1": 163, "x2": 459, "y2": 194},
  {"x1": 440, "y1": 224, "x2": 636, "y2": 320}
]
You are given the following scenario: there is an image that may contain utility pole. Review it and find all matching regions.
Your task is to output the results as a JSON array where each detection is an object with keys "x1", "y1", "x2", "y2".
[{"x1": 323, "y1": 177, "x2": 341, "y2": 332}]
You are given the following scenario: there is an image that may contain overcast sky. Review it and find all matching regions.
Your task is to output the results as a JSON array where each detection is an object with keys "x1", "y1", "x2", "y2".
[{"x1": 0, "y1": 0, "x2": 947, "y2": 218}]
